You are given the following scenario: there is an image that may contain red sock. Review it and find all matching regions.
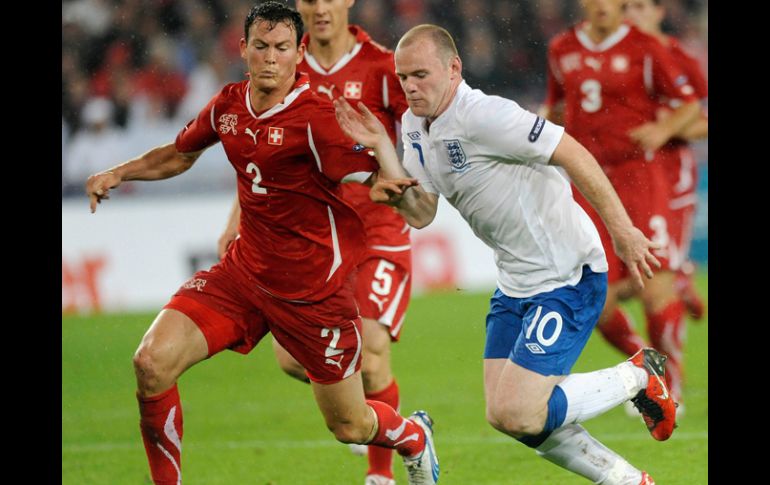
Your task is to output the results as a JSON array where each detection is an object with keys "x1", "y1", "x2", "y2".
[
  {"x1": 138, "y1": 385, "x2": 183, "y2": 485},
  {"x1": 365, "y1": 380, "x2": 400, "y2": 478},
  {"x1": 367, "y1": 399, "x2": 425, "y2": 458},
  {"x1": 646, "y1": 300, "x2": 686, "y2": 401},
  {"x1": 598, "y1": 308, "x2": 647, "y2": 357}
]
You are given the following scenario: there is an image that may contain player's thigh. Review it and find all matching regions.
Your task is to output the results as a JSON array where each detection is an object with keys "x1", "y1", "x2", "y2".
[
  {"x1": 136, "y1": 308, "x2": 209, "y2": 377},
  {"x1": 311, "y1": 371, "x2": 370, "y2": 429},
  {"x1": 511, "y1": 266, "x2": 607, "y2": 377},
  {"x1": 362, "y1": 317, "x2": 392, "y2": 357},
  {"x1": 356, "y1": 256, "x2": 411, "y2": 341},
  {"x1": 485, "y1": 358, "x2": 563, "y2": 417}
]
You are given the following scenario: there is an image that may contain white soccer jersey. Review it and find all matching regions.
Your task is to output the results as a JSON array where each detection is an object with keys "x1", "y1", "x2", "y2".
[{"x1": 401, "y1": 81, "x2": 607, "y2": 297}]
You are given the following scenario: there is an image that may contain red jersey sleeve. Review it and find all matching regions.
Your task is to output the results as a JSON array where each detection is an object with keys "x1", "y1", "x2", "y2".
[
  {"x1": 650, "y1": 39, "x2": 699, "y2": 103},
  {"x1": 670, "y1": 40, "x2": 708, "y2": 99},
  {"x1": 309, "y1": 105, "x2": 378, "y2": 183},
  {"x1": 175, "y1": 92, "x2": 220, "y2": 153}
]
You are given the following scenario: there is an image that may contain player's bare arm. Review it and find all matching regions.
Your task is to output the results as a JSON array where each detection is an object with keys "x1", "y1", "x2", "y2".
[
  {"x1": 628, "y1": 100, "x2": 700, "y2": 151},
  {"x1": 334, "y1": 97, "x2": 438, "y2": 228},
  {"x1": 549, "y1": 133, "x2": 661, "y2": 290},
  {"x1": 86, "y1": 143, "x2": 204, "y2": 213}
]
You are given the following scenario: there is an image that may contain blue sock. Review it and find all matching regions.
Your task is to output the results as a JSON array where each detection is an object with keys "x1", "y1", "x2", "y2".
[{"x1": 516, "y1": 385, "x2": 568, "y2": 449}]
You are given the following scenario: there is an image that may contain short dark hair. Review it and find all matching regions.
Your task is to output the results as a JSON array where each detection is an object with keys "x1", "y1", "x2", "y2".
[
  {"x1": 398, "y1": 24, "x2": 459, "y2": 64},
  {"x1": 244, "y1": 2, "x2": 303, "y2": 46}
]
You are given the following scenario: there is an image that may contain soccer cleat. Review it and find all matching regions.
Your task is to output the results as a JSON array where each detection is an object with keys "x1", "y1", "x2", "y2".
[
  {"x1": 349, "y1": 443, "x2": 368, "y2": 456},
  {"x1": 639, "y1": 471, "x2": 656, "y2": 484},
  {"x1": 628, "y1": 348, "x2": 678, "y2": 441},
  {"x1": 365, "y1": 474, "x2": 395, "y2": 485},
  {"x1": 402, "y1": 410, "x2": 439, "y2": 485}
]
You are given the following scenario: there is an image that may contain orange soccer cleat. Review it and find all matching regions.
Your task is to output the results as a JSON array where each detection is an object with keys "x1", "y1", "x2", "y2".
[{"x1": 628, "y1": 348, "x2": 678, "y2": 441}]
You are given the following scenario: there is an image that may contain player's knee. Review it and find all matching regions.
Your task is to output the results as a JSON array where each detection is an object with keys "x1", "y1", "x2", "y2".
[
  {"x1": 132, "y1": 343, "x2": 167, "y2": 389},
  {"x1": 326, "y1": 419, "x2": 368, "y2": 444},
  {"x1": 486, "y1": 403, "x2": 543, "y2": 437}
]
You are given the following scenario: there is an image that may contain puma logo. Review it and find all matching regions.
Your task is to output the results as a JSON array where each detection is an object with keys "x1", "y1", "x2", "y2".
[
  {"x1": 368, "y1": 293, "x2": 390, "y2": 313},
  {"x1": 245, "y1": 127, "x2": 260, "y2": 145},
  {"x1": 325, "y1": 356, "x2": 343, "y2": 370},
  {"x1": 317, "y1": 84, "x2": 335, "y2": 100}
]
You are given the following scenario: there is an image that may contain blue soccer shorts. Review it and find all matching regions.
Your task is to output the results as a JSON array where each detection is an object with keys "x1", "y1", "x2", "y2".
[{"x1": 483, "y1": 265, "x2": 608, "y2": 376}]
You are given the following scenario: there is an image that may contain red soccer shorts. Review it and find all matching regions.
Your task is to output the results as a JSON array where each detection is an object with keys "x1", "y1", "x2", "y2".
[
  {"x1": 164, "y1": 256, "x2": 363, "y2": 384},
  {"x1": 354, "y1": 251, "x2": 411, "y2": 341}
]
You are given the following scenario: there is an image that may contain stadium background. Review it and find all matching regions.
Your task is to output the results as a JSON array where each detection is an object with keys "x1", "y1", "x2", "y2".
[{"x1": 62, "y1": 1, "x2": 708, "y2": 483}]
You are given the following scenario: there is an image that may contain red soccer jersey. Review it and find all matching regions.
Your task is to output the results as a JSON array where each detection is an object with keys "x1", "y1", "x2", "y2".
[
  {"x1": 176, "y1": 74, "x2": 378, "y2": 302},
  {"x1": 545, "y1": 23, "x2": 698, "y2": 166},
  {"x1": 299, "y1": 26, "x2": 410, "y2": 249}
]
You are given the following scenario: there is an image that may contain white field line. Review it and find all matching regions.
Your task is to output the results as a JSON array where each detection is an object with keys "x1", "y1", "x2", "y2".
[{"x1": 63, "y1": 431, "x2": 708, "y2": 453}]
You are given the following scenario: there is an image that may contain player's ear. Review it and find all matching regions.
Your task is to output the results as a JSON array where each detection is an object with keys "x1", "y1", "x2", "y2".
[
  {"x1": 449, "y1": 56, "x2": 462, "y2": 80},
  {"x1": 239, "y1": 37, "x2": 248, "y2": 61},
  {"x1": 296, "y1": 42, "x2": 305, "y2": 65}
]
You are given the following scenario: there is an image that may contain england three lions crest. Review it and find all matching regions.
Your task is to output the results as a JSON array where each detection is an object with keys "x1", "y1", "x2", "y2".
[{"x1": 443, "y1": 139, "x2": 469, "y2": 173}]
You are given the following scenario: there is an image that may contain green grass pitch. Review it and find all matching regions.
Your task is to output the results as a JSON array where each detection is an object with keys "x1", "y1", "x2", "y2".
[{"x1": 62, "y1": 272, "x2": 707, "y2": 484}]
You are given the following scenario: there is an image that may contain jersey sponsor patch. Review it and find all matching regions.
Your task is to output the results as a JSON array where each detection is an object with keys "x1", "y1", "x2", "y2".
[
  {"x1": 443, "y1": 139, "x2": 469, "y2": 173},
  {"x1": 268, "y1": 127, "x2": 284, "y2": 145},
  {"x1": 528, "y1": 116, "x2": 546, "y2": 142},
  {"x1": 407, "y1": 131, "x2": 421, "y2": 141}
]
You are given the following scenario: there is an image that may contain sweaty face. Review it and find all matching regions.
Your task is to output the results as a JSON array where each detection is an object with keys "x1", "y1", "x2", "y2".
[
  {"x1": 624, "y1": 0, "x2": 663, "y2": 34},
  {"x1": 296, "y1": 0, "x2": 352, "y2": 43},
  {"x1": 240, "y1": 20, "x2": 303, "y2": 92},
  {"x1": 395, "y1": 41, "x2": 453, "y2": 119},
  {"x1": 580, "y1": 0, "x2": 625, "y2": 31}
]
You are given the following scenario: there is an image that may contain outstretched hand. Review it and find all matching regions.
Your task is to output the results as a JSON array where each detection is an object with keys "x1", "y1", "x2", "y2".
[
  {"x1": 333, "y1": 97, "x2": 389, "y2": 148},
  {"x1": 370, "y1": 177, "x2": 420, "y2": 207},
  {"x1": 85, "y1": 171, "x2": 122, "y2": 213},
  {"x1": 612, "y1": 226, "x2": 662, "y2": 291}
]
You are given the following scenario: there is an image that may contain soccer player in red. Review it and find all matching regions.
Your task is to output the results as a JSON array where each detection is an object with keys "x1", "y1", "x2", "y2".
[
  {"x1": 85, "y1": 3, "x2": 438, "y2": 484},
  {"x1": 218, "y1": 3, "x2": 411, "y2": 483},
  {"x1": 618, "y1": 0, "x2": 708, "y2": 408},
  {"x1": 541, "y1": 0, "x2": 701, "y2": 414}
]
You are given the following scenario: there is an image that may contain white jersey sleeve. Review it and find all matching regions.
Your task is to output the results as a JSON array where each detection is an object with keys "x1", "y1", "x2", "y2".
[
  {"x1": 463, "y1": 95, "x2": 564, "y2": 166},
  {"x1": 401, "y1": 120, "x2": 439, "y2": 195}
]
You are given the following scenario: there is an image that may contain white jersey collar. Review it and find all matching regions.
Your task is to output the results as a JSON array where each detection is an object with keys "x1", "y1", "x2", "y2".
[
  {"x1": 245, "y1": 81, "x2": 310, "y2": 120},
  {"x1": 303, "y1": 42, "x2": 364, "y2": 76}
]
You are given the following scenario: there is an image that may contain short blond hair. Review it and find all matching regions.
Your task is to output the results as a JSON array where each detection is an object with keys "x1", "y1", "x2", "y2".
[{"x1": 397, "y1": 24, "x2": 458, "y2": 64}]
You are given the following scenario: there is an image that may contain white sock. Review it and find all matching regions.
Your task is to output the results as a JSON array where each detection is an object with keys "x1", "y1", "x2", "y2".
[
  {"x1": 558, "y1": 362, "x2": 648, "y2": 424},
  {"x1": 536, "y1": 424, "x2": 643, "y2": 485}
]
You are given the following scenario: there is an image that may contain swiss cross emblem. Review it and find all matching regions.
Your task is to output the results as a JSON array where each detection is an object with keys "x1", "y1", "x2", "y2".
[
  {"x1": 344, "y1": 81, "x2": 363, "y2": 99},
  {"x1": 268, "y1": 127, "x2": 284, "y2": 145}
]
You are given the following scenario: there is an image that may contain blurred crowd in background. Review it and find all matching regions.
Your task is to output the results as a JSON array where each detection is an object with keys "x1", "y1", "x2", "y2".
[{"x1": 62, "y1": 0, "x2": 707, "y2": 197}]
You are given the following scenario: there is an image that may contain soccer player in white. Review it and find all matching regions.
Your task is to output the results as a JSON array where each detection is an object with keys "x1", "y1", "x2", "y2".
[{"x1": 334, "y1": 24, "x2": 677, "y2": 484}]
